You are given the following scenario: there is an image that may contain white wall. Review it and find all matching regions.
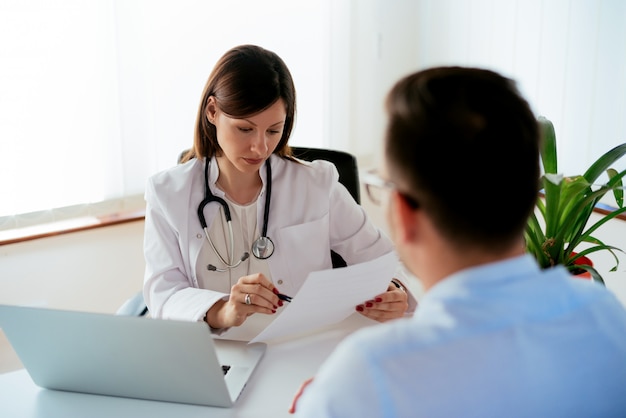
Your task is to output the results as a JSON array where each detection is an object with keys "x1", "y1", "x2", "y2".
[
  {"x1": 0, "y1": 221, "x2": 145, "y2": 313},
  {"x1": 332, "y1": 0, "x2": 626, "y2": 176},
  {"x1": 411, "y1": 0, "x2": 626, "y2": 178},
  {"x1": 327, "y1": 0, "x2": 420, "y2": 160},
  {"x1": 0, "y1": 221, "x2": 145, "y2": 373}
]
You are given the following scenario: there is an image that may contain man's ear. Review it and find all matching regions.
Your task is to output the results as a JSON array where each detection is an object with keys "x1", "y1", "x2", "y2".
[
  {"x1": 390, "y1": 191, "x2": 419, "y2": 244},
  {"x1": 205, "y1": 96, "x2": 217, "y2": 124}
]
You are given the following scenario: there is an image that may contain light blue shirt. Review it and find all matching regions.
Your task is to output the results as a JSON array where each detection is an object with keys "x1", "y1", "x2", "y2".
[{"x1": 296, "y1": 255, "x2": 626, "y2": 418}]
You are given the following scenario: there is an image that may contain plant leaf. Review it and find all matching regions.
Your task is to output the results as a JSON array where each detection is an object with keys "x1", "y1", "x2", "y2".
[
  {"x1": 542, "y1": 175, "x2": 563, "y2": 238},
  {"x1": 538, "y1": 117, "x2": 557, "y2": 174},
  {"x1": 583, "y1": 143, "x2": 626, "y2": 184},
  {"x1": 544, "y1": 173, "x2": 563, "y2": 185},
  {"x1": 607, "y1": 168, "x2": 624, "y2": 208},
  {"x1": 579, "y1": 205, "x2": 626, "y2": 244},
  {"x1": 567, "y1": 264, "x2": 605, "y2": 285},
  {"x1": 558, "y1": 186, "x2": 614, "y2": 253},
  {"x1": 525, "y1": 211, "x2": 549, "y2": 267},
  {"x1": 570, "y1": 243, "x2": 623, "y2": 273}
]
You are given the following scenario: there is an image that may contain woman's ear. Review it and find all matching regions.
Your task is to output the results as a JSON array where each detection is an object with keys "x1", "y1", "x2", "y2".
[
  {"x1": 389, "y1": 191, "x2": 419, "y2": 244},
  {"x1": 205, "y1": 96, "x2": 217, "y2": 124}
]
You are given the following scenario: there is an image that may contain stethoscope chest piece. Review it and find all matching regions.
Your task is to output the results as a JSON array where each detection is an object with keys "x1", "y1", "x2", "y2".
[
  {"x1": 200, "y1": 157, "x2": 275, "y2": 271},
  {"x1": 251, "y1": 236, "x2": 274, "y2": 260}
]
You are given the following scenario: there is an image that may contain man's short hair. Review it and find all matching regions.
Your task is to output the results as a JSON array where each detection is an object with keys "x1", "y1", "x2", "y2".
[{"x1": 385, "y1": 67, "x2": 539, "y2": 250}]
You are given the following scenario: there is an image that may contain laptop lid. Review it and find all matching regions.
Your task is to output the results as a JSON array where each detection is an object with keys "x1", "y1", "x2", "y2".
[{"x1": 0, "y1": 304, "x2": 266, "y2": 407}]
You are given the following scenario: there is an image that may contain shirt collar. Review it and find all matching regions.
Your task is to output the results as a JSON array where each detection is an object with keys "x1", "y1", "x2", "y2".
[{"x1": 423, "y1": 254, "x2": 542, "y2": 302}]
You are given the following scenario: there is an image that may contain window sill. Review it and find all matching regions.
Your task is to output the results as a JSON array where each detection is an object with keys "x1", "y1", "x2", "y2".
[
  {"x1": 594, "y1": 203, "x2": 626, "y2": 221},
  {"x1": 0, "y1": 209, "x2": 145, "y2": 246},
  {"x1": 0, "y1": 198, "x2": 623, "y2": 247}
]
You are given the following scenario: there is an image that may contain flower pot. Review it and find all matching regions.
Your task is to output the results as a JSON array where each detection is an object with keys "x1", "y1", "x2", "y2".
[{"x1": 571, "y1": 253, "x2": 593, "y2": 280}]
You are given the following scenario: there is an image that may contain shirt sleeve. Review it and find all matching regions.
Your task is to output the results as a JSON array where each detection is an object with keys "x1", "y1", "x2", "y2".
[
  {"x1": 295, "y1": 333, "x2": 388, "y2": 418},
  {"x1": 143, "y1": 175, "x2": 228, "y2": 322}
]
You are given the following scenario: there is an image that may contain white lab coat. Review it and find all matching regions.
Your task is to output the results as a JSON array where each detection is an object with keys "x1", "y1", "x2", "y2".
[{"x1": 143, "y1": 154, "x2": 414, "y2": 322}]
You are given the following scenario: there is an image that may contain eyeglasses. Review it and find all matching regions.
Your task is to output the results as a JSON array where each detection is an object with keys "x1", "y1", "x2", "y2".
[
  {"x1": 361, "y1": 169, "x2": 397, "y2": 205},
  {"x1": 360, "y1": 169, "x2": 420, "y2": 208}
]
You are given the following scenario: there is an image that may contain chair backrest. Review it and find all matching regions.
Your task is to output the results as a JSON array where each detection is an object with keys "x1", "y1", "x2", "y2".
[
  {"x1": 290, "y1": 147, "x2": 360, "y2": 268},
  {"x1": 290, "y1": 147, "x2": 360, "y2": 204}
]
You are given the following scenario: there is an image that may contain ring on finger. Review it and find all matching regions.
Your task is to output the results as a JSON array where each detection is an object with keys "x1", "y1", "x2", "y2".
[{"x1": 245, "y1": 293, "x2": 251, "y2": 305}]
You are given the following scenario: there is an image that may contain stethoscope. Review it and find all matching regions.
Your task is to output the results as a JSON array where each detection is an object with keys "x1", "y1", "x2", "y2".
[{"x1": 198, "y1": 158, "x2": 275, "y2": 272}]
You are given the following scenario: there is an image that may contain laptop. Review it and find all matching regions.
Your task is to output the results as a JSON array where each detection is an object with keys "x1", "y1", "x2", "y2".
[{"x1": 0, "y1": 304, "x2": 266, "y2": 407}]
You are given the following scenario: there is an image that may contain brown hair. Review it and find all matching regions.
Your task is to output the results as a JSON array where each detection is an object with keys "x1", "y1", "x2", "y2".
[
  {"x1": 183, "y1": 45, "x2": 296, "y2": 162},
  {"x1": 385, "y1": 67, "x2": 539, "y2": 250}
]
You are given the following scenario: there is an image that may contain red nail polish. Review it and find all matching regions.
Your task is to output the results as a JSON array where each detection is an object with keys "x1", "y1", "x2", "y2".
[
  {"x1": 356, "y1": 306, "x2": 364, "y2": 312},
  {"x1": 274, "y1": 305, "x2": 278, "y2": 310},
  {"x1": 278, "y1": 300, "x2": 283, "y2": 307},
  {"x1": 273, "y1": 288, "x2": 279, "y2": 294},
  {"x1": 366, "y1": 302, "x2": 373, "y2": 308},
  {"x1": 375, "y1": 297, "x2": 382, "y2": 303},
  {"x1": 272, "y1": 309, "x2": 276, "y2": 313}
]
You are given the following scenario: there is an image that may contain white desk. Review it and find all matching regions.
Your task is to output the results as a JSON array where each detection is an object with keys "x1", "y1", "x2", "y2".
[{"x1": 0, "y1": 314, "x2": 377, "y2": 418}]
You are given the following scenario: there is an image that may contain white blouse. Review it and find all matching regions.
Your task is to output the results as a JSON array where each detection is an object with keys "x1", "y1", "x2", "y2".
[{"x1": 196, "y1": 194, "x2": 273, "y2": 292}]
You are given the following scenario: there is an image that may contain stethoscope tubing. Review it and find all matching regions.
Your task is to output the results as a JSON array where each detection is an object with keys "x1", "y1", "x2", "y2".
[{"x1": 198, "y1": 157, "x2": 274, "y2": 271}]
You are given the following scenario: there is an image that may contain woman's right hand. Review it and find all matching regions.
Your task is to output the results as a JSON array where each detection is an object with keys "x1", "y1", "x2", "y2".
[{"x1": 205, "y1": 273, "x2": 282, "y2": 329}]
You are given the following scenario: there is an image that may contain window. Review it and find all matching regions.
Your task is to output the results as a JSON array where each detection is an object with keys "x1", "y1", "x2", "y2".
[
  {"x1": 412, "y1": 0, "x2": 626, "y2": 179},
  {"x1": 0, "y1": 0, "x2": 328, "y2": 229}
]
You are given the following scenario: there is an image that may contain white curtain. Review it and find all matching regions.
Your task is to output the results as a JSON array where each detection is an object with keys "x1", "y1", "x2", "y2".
[
  {"x1": 0, "y1": 0, "x2": 328, "y2": 228},
  {"x1": 413, "y1": 0, "x2": 626, "y2": 178},
  {"x1": 329, "y1": 0, "x2": 626, "y2": 178}
]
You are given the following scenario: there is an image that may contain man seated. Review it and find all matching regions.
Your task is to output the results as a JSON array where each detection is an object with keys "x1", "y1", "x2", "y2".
[{"x1": 291, "y1": 67, "x2": 626, "y2": 417}]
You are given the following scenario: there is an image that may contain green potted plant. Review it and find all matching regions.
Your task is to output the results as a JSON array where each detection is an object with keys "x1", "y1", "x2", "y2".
[{"x1": 524, "y1": 117, "x2": 626, "y2": 284}]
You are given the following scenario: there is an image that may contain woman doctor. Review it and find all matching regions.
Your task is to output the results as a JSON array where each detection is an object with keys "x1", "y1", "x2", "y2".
[{"x1": 143, "y1": 45, "x2": 415, "y2": 334}]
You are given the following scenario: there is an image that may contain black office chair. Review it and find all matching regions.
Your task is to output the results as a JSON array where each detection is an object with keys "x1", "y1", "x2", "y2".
[
  {"x1": 290, "y1": 146, "x2": 360, "y2": 204},
  {"x1": 117, "y1": 147, "x2": 360, "y2": 316},
  {"x1": 290, "y1": 146, "x2": 360, "y2": 268}
]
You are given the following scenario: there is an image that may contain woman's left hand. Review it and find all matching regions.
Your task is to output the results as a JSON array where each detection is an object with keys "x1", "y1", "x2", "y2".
[{"x1": 356, "y1": 280, "x2": 408, "y2": 322}]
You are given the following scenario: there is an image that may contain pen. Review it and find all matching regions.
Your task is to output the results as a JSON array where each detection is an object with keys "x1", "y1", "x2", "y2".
[{"x1": 277, "y1": 293, "x2": 292, "y2": 303}]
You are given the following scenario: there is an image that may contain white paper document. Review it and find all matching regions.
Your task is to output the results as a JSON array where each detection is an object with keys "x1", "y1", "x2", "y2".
[{"x1": 250, "y1": 252, "x2": 398, "y2": 343}]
